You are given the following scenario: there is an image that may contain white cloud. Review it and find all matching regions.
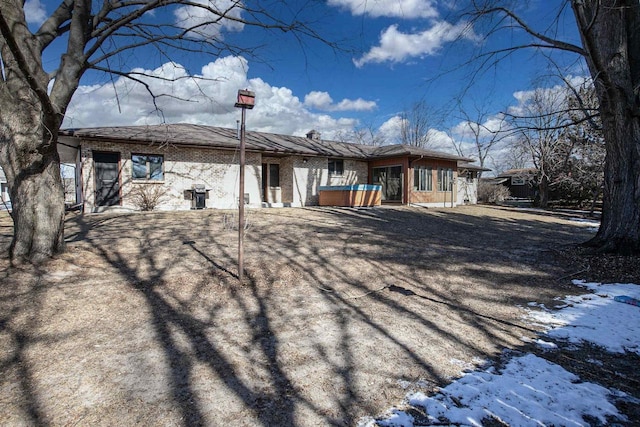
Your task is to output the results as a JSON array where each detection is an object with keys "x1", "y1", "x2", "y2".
[
  {"x1": 327, "y1": 0, "x2": 438, "y2": 18},
  {"x1": 24, "y1": 0, "x2": 47, "y2": 25},
  {"x1": 508, "y1": 83, "x2": 573, "y2": 118},
  {"x1": 426, "y1": 128, "x2": 454, "y2": 151},
  {"x1": 375, "y1": 116, "x2": 455, "y2": 151},
  {"x1": 334, "y1": 98, "x2": 377, "y2": 111},
  {"x1": 304, "y1": 91, "x2": 333, "y2": 109},
  {"x1": 304, "y1": 91, "x2": 376, "y2": 111},
  {"x1": 354, "y1": 20, "x2": 477, "y2": 67},
  {"x1": 378, "y1": 115, "x2": 404, "y2": 142},
  {"x1": 174, "y1": 0, "x2": 244, "y2": 39},
  {"x1": 63, "y1": 56, "x2": 360, "y2": 140}
]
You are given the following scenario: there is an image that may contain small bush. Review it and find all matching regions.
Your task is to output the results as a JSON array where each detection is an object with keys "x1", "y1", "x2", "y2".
[
  {"x1": 478, "y1": 181, "x2": 510, "y2": 204},
  {"x1": 129, "y1": 185, "x2": 167, "y2": 211}
]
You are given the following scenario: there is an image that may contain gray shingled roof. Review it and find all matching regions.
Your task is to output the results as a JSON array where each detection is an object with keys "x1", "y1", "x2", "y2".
[
  {"x1": 369, "y1": 144, "x2": 472, "y2": 162},
  {"x1": 60, "y1": 124, "x2": 472, "y2": 162},
  {"x1": 458, "y1": 162, "x2": 491, "y2": 172},
  {"x1": 497, "y1": 168, "x2": 538, "y2": 177}
]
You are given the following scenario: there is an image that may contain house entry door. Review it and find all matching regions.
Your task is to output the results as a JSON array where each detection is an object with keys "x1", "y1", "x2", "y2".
[
  {"x1": 262, "y1": 163, "x2": 281, "y2": 203},
  {"x1": 372, "y1": 166, "x2": 402, "y2": 202},
  {"x1": 94, "y1": 152, "x2": 121, "y2": 206}
]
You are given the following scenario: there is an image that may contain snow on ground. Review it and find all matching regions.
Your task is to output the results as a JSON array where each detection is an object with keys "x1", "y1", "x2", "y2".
[
  {"x1": 567, "y1": 218, "x2": 600, "y2": 233},
  {"x1": 359, "y1": 280, "x2": 640, "y2": 427},
  {"x1": 528, "y1": 280, "x2": 640, "y2": 355}
]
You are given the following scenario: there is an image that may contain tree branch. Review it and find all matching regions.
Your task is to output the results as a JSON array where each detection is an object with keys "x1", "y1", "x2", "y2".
[
  {"x1": 0, "y1": 4, "x2": 55, "y2": 116},
  {"x1": 472, "y1": 4, "x2": 585, "y2": 56},
  {"x1": 35, "y1": 0, "x2": 74, "y2": 50}
]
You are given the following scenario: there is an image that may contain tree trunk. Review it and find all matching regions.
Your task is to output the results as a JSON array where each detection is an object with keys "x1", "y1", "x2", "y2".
[
  {"x1": 535, "y1": 175, "x2": 550, "y2": 208},
  {"x1": 1, "y1": 3, "x2": 68, "y2": 264},
  {"x1": 572, "y1": 0, "x2": 640, "y2": 254},
  {"x1": 8, "y1": 154, "x2": 66, "y2": 264},
  {"x1": 0, "y1": 110, "x2": 65, "y2": 264},
  {"x1": 587, "y1": 99, "x2": 640, "y2": 253}
]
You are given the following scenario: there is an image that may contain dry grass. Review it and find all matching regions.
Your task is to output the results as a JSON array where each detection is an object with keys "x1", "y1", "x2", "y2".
[{"x1": 0, "y1": 205, "x2": 634, "y2": 426}]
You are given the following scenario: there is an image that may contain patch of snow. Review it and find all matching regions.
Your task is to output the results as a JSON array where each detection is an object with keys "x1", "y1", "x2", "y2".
[
  {"x1": 527, "y1": 280, "x2": 640, "y2": 354},
  {"x1": 407, "y1": 353, "x2": 620, "y2": 427},
  {"x1": 360, "y1": 409, "x2": 415, "y2": 427},
  {"x1": 362, "y1": 280, "x2": 640, "y2": 426},
  {"x1": 534, "y1": 339, "x2": 558, "y2": 349},
  {"x1": 449, "y1": 357, "x2": 484, "y2": 373},
  {"x1": 568, "y1": 218, "x2": 600, "y2": 227}
]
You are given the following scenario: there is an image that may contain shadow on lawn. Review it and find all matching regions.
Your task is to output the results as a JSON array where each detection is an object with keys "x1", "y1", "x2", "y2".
[
  {"x1": 0, "y1": 206, "x2": 595, "y2": 426},
  {"x1": 0, "y1": 266, "x2": 80, "y2": 426},
  {"x1": 66, "y1": 216, "x2": 304, "y2": 426}
]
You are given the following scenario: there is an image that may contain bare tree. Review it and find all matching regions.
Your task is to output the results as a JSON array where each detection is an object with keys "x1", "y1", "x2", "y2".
[
  {"x1": 398, "y1": 99, "x2": 441, "y2": 148},
  {"x1": 468, "y1": 0, "x2": 640, "y2": 254},
  {"x1": 558, "y1": 82, "x2": 605, "y2": 211},
  {"x1": 509, "y1": 85, "x2": 571, "y2": 207},
  {"x1": 333, "y1": 123, "x2": 386, "y2": 146},
  {"x1": 496, "y1": 143, "x2": 529, "y2": 173},
  {"x1": 0, "y1": 0, "x2": 331, "y2": 263},
  {"x1": 451, "y1": 99, "x2": 509, "y2": 177}
]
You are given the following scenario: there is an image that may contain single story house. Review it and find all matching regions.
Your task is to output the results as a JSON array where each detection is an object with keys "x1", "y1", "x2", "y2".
[
  {"x1": 493, "y1": 168, "x2": 538, "y2": 199},
  {"x1": 52, "y1": 124, "x2": 484, "y2": 212},
  {"x1": 457, "y1": 162, "x2": 491, "y2": 205}
]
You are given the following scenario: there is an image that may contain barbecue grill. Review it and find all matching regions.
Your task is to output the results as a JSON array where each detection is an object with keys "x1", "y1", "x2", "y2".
[{"x1": 190, "y1": 184, "x2": 208, "y2": 209}]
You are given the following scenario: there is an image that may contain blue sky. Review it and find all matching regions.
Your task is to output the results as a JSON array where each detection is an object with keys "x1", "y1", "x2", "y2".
[{"x1": 27, "y1": 0, "x2": 584, "y2": 170}]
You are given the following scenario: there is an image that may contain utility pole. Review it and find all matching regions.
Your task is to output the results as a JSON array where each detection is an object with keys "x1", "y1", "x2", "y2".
[{"x1": 234, "y1": 89, "x2": 255, "y2": 284}]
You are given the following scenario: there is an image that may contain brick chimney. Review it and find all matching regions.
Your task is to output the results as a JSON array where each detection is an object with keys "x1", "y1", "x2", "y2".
[{"x1": 306, "y1": 130, "x2": 321, "y2": 141}]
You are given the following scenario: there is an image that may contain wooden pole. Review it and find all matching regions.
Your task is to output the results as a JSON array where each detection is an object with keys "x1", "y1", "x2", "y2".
[
  {"x1": 238, "y1": 106, "x2": 246, "y2": 284},
  {"x1": 234, "y1": 89, "x2": 254, "y2": 285}
]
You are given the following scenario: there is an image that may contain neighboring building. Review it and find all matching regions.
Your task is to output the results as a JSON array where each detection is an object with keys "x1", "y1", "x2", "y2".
[
  {"x1": 457, "y1": 162, "x2": 491, "y2": 205},
  {"x1": 495, "y1": 168, "x2": 538, "y2": 199},
  {"x1": 0, "y1": 166, "x2": 9, "y2": 208},
  {"x1": 57, "y1": 124, "x2": 481, "y2": 212},
  {"x1": 0, "y1": 164, "x2": 78, "y2": 210}
]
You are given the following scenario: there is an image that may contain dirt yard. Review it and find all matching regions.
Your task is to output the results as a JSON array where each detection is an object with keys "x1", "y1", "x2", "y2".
[{"x1": 0, "y1": 205, "x2": 628, "y2": 426}]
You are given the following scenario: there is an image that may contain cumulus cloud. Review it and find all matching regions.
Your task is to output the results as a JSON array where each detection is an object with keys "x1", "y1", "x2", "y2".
[
  {"x1": 174, "y1": 0, "x2": 244, "y2": 39},
  {"x1": 426, "y1": 128, "x2": 455, "y2": 151},
  {"x1": 378, "y1": 115, "x2": 404, "y2": 142},
  {"x1": 354, "y1": 20, "x2": 478, "y2": 67},
  {"x1": 304, "y1": 91, "x2": 377, "y2": 111},
  {"x1": 63, "y1": 56, "x2": 359, "y2": 139},
  {"x1": 304, "y1": 91, "x2": 333, "y2": 109},
  {"x1": 375, "y1": 115, "x2": 455, "y2": 151},
  {"x1": 327, "y1": 0, "x2": 438, "y2": 19},
  {"x1": 24, "y1": 0, "x2": 47, "y2": 25},
  {"x1": 508, "y1": 84, "x2": 573, "y2": 118}
]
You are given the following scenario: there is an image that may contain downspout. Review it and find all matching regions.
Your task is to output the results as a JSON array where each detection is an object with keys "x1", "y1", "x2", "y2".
[{"x1": 451, "y1": 169, "x2": 455, "y2": 208}]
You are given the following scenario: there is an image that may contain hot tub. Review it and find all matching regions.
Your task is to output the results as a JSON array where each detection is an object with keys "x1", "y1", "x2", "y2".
[{"x1": 318, "y1": 184, "x2": 382, "y2": 207}]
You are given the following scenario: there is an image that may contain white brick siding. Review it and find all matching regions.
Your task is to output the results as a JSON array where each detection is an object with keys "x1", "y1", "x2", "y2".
[
  {"x1": 79, "y1": 141, "x2": 369, "y2": 211},
  {"x1": 80, "y1": 141, "x2": 262, "y2": 211}
]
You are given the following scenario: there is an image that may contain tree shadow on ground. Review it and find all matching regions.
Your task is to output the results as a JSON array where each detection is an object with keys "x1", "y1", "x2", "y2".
[{"x1": 0, "y1": 205, "x2": 609, "y2": 426}]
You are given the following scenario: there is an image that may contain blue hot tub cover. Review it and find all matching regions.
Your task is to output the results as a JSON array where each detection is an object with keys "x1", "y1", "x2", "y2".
[{"x1": 318, "y1": 184, "x2": 382, "y2": 191}]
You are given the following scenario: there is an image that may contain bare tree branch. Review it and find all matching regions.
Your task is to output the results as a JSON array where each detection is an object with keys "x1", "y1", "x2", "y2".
[{"x1": 469, "y1": 2, "x2": 585, "y2": 56}]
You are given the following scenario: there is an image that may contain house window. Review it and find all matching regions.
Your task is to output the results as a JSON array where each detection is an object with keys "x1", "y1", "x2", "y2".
[
  {"x1": 413, "y1": 166, "x2": 432, "y2": 191},
  {"x1": 437, "y1": 167, "x2": 453, "y2": 191},
  {"x1": 511, "y1": 176, "x2": 525, "y2": 185},
  {"x1": 132, "y1": 154, "x2": 164, "y2": 181},
  {"x1": 328, "y1": 159, "x2": 344, "y2": 176},
  {"x1": 269, "y1": 163, "x2": 280, "y2": 187}
]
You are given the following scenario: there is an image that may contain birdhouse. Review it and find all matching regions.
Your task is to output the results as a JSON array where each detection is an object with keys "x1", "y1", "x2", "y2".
[{"x1": 235, "y1": 89, "x2": 255, "y2": 109}]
